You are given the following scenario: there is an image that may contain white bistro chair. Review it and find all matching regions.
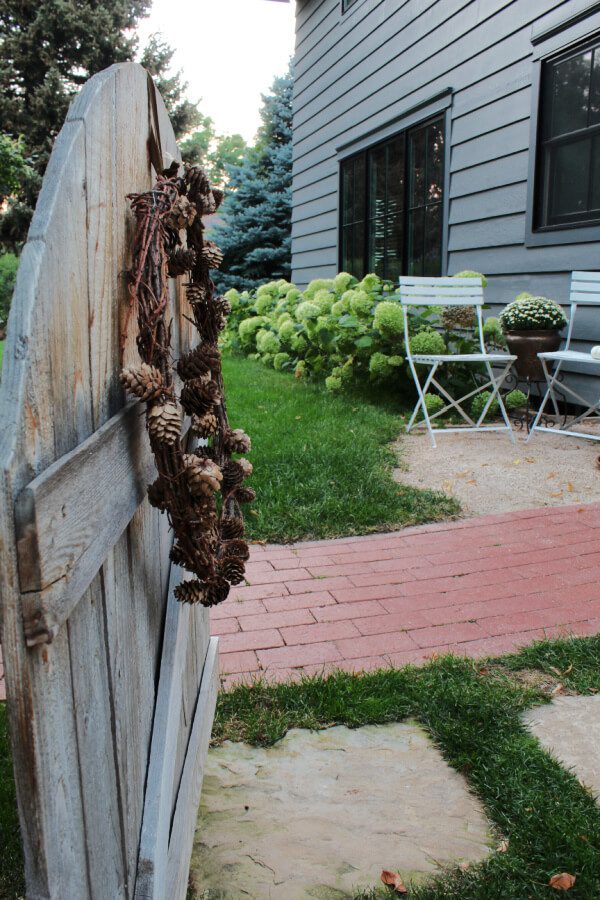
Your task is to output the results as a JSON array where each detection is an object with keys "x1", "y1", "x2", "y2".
[
  {"x1": 400, "y1": 275, "x2": 517, "y2": 448},
  {"x1": 528, "y1": 271, "x2": 600, "y2": 442}
]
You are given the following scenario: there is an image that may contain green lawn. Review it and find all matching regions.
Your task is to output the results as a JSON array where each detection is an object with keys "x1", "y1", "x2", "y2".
[
  {"x1": 216, "y1": 634, "x2": 600, "y2": 900},
  {"x1": 222, "y1": 355, "x2": 458, "y2": 542},
  {"x1": 0, "y1": 704, "x2": 24, "y2": 898}
]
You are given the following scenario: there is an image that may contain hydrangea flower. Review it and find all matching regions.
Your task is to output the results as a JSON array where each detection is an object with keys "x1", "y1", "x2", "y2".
[
  {"x1": 423, "y1": 393, "x2": 445, "y2": 415},
  {"x1": 333, "y1": 272, "x2": 355, "y2": 294},
  {"x1": 349, "y1": 290, "x2": 373, "y2": 317},
  {"x1": 278, "y1": 319, "x2": 296, "y2": 342},
  {"x1": 409, "y1": 330, "x2": 447, "y2": 355},
  {"x1": 453, "y1": 270, "x2": 488, "y2": 288},
  {"x1": 273, "y1": 352, "x2": 290, "y2": 370},
  {"x1": 256, "y1": 330, "x2": 280, "y2": 355},
  {"x1": 373, "y1": 301, "x2": 404, "y2": 339},
  {"x1": 325, "y1": 374, "x2": 342, "y2": 392},
  {"x1": 238, "y1": 315, "x2": 268, "y2": 347},
  {"x1": 296, "y1": 301, "x2": 320, "y2": 321}
]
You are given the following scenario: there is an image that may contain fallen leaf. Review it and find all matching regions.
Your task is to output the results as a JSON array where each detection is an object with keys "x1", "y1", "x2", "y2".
[
  {"x1": 549, "y1": 872, "x2": 576, "y2": 890},
  {"x1": 549, "y1": 666, "x2": 562, "y2": 676},
  {"x1": 477, "y1": 666, "x2": 489, "y2": 676},
  {"x1": 442, "y1": 480, "x2": 454, "y2": 493},
  {"x1": 497, "y1": 839, "x2": 509, "y2": 853},
  {"x1": 525, "y1": 456, "x2": 536, "y2": 463},
  {"x1": 551, "y1": 683, "x2": 565, "y2": 695},
  {"x1": 589, "y1": 687, "x2": 599, "y2": 694},
  {"x1": 459, "y1": 862, "x2": 470, "y2": 871},
  {"x1": 381, "y1": 870, "x2": 408, "y2": 893},
  {"x1": 547, "y1": 472, "x2": 557, "y2": 479},
  {"x1": 566, "y1": 482, "x2": 574, "y2": 492},
  {"x1": 563, "y1": 663, "x2": 573, "y2": 675},
  {"x1": 513, "y1": 459, "x2": 521, "y2": 465},
  {"x1": 467, "y1": 479, "x2": 477, "y2": 485},
  {"x1": 550, "y1": 491, "x2": 564, "y2": 498},
  {"x1": 295, "y1": 415, "x2": 302, "y2": 420}
]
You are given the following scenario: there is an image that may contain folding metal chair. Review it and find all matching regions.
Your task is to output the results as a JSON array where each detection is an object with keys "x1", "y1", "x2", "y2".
[
  {"x1": 528, "y1": 271, "x2": 600, "y2": 443},
  {"x1": 400, "y1": 275, "x2": 517, "y2": 448}
]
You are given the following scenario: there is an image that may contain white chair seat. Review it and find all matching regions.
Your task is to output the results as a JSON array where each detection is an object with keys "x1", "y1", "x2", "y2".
[
  {"x1": 413, "y1": 353, "x2": 517, "y2": 364},
  {"x1": 538, "y1": 350, "x2": 600, "y2": 364}
]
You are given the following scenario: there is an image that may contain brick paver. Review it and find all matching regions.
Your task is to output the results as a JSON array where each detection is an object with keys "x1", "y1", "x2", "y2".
[
  {"x1": 2, "y1": 504, "x2": 599, "y2": 701},
  {"x1": 215, "y1": 503, "x2": 600, "y2": 688}
]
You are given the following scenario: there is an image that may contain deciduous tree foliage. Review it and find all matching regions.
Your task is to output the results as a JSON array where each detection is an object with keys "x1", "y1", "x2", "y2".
[
  {"x1": 212, "y1": 68, "x2": 292, "y2": 293},
  {"x1": 0, "y1": 2, "x2": 199, "y2": 249}
]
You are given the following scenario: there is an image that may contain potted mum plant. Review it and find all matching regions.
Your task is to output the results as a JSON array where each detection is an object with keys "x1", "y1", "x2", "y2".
[{"x1": 499, "y1": 293, "x2": 567, "y2": 379}]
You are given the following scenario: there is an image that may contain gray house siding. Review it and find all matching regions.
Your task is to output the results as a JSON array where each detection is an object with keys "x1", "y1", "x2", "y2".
[{"x1": 291, "y1": 0, "x2": 600, "y2": 398}]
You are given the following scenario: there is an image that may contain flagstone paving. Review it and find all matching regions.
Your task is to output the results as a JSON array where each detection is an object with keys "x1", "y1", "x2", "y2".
[
  {"x1": 213, "y1": 503, "x2": 600, "y2": 688},
  {"x1": 191, "y1": 723, "x2": 494, "y2": 899},
  {"x1": 523, "y1": 694, "x2": 600, "y2": 802}
]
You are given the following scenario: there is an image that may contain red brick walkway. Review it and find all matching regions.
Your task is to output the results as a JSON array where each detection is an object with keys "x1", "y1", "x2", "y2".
[
  {"x1": 2, "y1": 504, "x2": 599, "y2": 700},
  {"x1": 214, "y1": 503, "x2": 600, "y2": 688}
]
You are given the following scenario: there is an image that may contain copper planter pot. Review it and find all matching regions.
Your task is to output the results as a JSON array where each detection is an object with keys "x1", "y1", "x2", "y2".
[{"x1": 504, "y1": 329, "x2": 562, "y2": 380}]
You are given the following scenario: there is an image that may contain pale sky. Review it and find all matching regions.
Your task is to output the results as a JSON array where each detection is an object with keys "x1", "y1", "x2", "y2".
[{"x1": 137, "y1": 0, "x2": 296, "y2": 143}]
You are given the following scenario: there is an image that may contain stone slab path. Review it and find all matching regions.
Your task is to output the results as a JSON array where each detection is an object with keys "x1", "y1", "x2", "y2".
[
  {"x1": 191, "y1": 723, "x2": 493, "y2": 899},
  {"x1": 213, "y1": 503, "x2": 600, "y2": 688},
  {"x1": 523, "y1": 694, "x2": 600, "y2": 802}
]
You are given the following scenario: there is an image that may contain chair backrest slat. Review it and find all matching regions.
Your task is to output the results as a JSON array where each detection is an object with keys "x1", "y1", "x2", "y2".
[
  {"x1": 399, "y1": 275, "x2": 484, "y2": 307},
  {"x1": 563, "y1": 270, "x2": 600, "y2": 351}
]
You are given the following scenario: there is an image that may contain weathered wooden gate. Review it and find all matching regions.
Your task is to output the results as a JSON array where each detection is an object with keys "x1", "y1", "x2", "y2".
[{"x1": 0, "y1": 62, "x2": 218, "y2": 899}]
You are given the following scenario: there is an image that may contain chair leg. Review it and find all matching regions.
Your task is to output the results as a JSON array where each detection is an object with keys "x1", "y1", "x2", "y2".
[
  {"x1": 406, "y1": 358, "x2": 438, "y2": 448},
  {"x1": 483, "y1": 361, "x2": 516, "y2": 443},
  {"x1": 527, "y1": 360, "x2": 561, "y2": 443}
]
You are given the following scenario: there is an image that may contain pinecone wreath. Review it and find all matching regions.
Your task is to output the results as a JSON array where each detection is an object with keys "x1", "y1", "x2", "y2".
[{"x1": 122, "y1": 164, "x2": 254, "y2": 609}]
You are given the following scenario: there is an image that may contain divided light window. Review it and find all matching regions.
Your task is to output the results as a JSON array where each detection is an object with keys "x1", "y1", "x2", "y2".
[
  {"x1": 536, "y1": 37, "x2": 600, "y2": 229},
  {"x1": 340, "y1": 116, "x2": 445, "y2": 281}
]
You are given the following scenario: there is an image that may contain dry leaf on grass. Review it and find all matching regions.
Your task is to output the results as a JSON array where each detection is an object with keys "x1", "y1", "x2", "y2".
[
  {"x1": 549, "y1": 664, "x2": 573, "y2": 677},
  {"x1": 551, "y1": 683, "x2": 565, "y2": 696},
  {"x1": 381, "y1": 870, "x2": 408, "y2": 893},
  {"x1": 497, "y1": 839, "x2": 509, "y2": 853},
  {"x1": 549, "y1": 872, "x2": 576, "y2": 890}
]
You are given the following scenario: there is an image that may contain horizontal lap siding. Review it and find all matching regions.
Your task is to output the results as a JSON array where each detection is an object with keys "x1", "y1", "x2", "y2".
[{"x1": 292, "y1": 0, "x2": 600, "y2": 400}]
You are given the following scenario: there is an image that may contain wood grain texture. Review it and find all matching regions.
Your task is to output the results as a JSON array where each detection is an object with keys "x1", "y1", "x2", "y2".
[
  {"x1": 165, "y1": 637, "x2": 219, "y2": 900},
  {"x1": 0, "y1": 61, "x2": 211, "y2": 900}
]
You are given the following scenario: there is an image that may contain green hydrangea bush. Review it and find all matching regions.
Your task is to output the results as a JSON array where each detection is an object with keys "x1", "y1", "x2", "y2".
[{"x1": 221, "y1": 271, "x2": 510, "y2": 410}]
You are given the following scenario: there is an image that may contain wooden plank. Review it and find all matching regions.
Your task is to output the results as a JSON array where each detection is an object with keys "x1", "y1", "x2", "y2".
[
  {"x1": 165, "y1": 638, "x2": 220, "y2": 900},
  {"x1": 134, "y1": 565, "x2": 192, "y2": 900},
  {"x1": 14, "y1": 400, "x2": 155, "y2": 645}
]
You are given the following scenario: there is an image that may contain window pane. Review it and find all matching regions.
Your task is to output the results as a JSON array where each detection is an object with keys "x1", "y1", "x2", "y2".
[
  {"x1": 342, "y1": 161, "x2": 354, "y2": 225},
  {"x1": 354, "y1": 155, "x2": 366, "y2": 223},
  {"x1": 423, "y1": 204, "x2": 442, "y2": 276},
  {"x1": 548, "y1": 138, "x2": 591, "y2": 220},
  {"x1": 368, "y1": 216, "x2": 386, "y2": 277},
  {"x1": 590, "y1": 49, "x2": 600, "y2": 125},
  {"x1": 426, "y1": 122, "x2": 444, "y2": 204},
  {"x1": 352, "y1": 221, "x2": 365, "y2": 277},
  {"x1": 550, "y1": 50, "x2": 592, "y2": 137},
  {"x1": 408, "y1": 127, "x2": 426, "y2": 208},
  {"x1": 341, "y1": 225, "x2": 353, "y2": 274},
  {"x1": 590, "y1": 135, "x2": 600, "y2": 210},
  {"x1": 407, "y1": 207, "x2": 424, "y2": 276},
  {"x1": 387, "y1": 137, "x2": 405, "y2": 217},
  {"x1": 384, "y1": 214, "x2": 403, "y2": 282},
  {"x1": 368, "y1": 145, "x2": 386, "y2": 220}
]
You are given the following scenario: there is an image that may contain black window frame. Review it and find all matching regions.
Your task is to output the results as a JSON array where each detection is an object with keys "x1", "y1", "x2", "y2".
[
  {"x1": 341, "y1": 0, "x2": 360, "y2": 12},
  {"x1": 338, "y1": 114, "x2": 446, "y2": 280},
  {"x1": 534, "y1": 34, "x2": 600, "y2": 231}
]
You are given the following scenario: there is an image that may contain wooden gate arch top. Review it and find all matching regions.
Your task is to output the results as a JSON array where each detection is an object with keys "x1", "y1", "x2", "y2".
[{"x1": 0, "y1": 62, "x2": 219, "y2": 899}]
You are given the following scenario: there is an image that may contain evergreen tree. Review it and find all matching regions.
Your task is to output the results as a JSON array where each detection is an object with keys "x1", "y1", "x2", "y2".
[
  {"x1": 212, "y1": 68, "x2": 292, "y2": 293},
  {"x1": 0, "y1": 3, "x2": 200, "y2": 249}
]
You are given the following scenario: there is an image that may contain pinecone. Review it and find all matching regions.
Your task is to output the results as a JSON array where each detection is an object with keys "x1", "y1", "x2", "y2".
[
  {"x1": 221, "y1": 516, "x2": 245, "y2": 540},
  {"x1": 441, "y1": 306, "x2": 476, "y2": 330},
  {"x1": 222, "y1": 539, "x2": 250, "y2": 561},
  {"x1": 120, "y1": 363, "x2": 163, "y2": 402},
  {"x1": 168, "y1": 247, "x2": 196, "y2": 277},
  {"x1": 148, "y1": 477, "x2": 168, "y2": 511},
  {"x1": 222, "y1": 459, "x2": 253, "y2": 494},
  {"x1": 202, "y1": 575, "x2": 230, "y2": 607},
  {"x1": 170, "y1": 541, "x2": 191, "y2": 568},
  {"x1": 170, "y1": 195, "x2": 197, "y2": 230},
  {"x1": 191, "y1": 411, "x2": 219, "y2": 437},
  {"x1": 147, "y1": 401, "x2": 181, "y2": 445},
  {"x1": 214, "y1": 296, "x2": 232, "y2": 317},
  {"x1": 175, "y1": 579, "x2": 205, "y2": 605},
  {"x1": 223, "y1": 428, "x2": 251, "y2": 454},
  {"x1": 212, "y1": 188, "x2": 224, "y2": 211},
  {"x1": 219, "y1": 555, "x2": 246, "y2": 585},
  {"x1": 180, "y1": 378, "x2": 221, "y2": 417},
  {"x1": 183, "y1": 453, "x2": 223, "y2": 497},
  {"x1": 186, "y1": 283, "x2": 206, "y2": 306},
  {"x1": 235, "y1": 486, "x2": 256, "y2": 504},
  {"x1": 177, "y1": 344, "x2": 221, "y2": 380},
  {"x1": 185, "y1": 165, "x2": 211, "y2": 202},
  {"x1": 201, "y1": 241, "x2": 224, "y2": 269}
]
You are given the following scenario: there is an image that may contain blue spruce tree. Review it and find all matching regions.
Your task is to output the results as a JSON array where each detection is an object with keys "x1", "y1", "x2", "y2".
[{"x1": 212, "y1": 68, "x2": 292, "y2": 293}]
